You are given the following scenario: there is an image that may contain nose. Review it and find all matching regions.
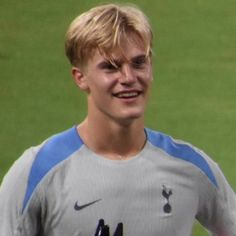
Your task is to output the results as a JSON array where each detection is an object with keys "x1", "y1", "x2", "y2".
[{"x1": 119, "y1": 64, "x2": 136, "y2": 84}]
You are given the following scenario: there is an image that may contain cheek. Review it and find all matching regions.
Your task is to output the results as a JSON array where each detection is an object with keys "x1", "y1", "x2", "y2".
[
  {"x1": 138, "y1": 70, "x2": 153, "y2": 86},
  {"x1": 138, "y1": 65, "x2": 152, "y2": 80},
  {"x1": 146, "y1": 66, "x2": 153, "y2": 81},
  {"x1": 89, "y1": 75, "x2": 118, "y2": 93}
]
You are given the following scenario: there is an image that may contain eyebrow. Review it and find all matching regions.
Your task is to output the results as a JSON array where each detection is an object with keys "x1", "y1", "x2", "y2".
[{"x1": 131, "y1": 54, "x2": 148, "y2": 62}]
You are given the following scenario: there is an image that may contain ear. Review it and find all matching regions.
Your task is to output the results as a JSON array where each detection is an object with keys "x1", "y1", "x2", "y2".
[{"x1": 71, "y1": 67, "x2": 89, "y2": 91}]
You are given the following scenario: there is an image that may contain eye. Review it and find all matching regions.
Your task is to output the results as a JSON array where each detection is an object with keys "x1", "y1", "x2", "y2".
[
  {"x1": 104, "y1": 63, "x2": 117, "y2": 70},
  {"x1": 98, "y1": 61, "x2": 120, "y2": 72},
  {"x1": 131, "y1": 56, "x2": 148, "y2": 69}
]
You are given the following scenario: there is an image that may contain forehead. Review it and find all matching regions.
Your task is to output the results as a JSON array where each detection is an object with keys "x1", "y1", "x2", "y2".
[{"x1": 92, "y1": 38, "x2": 147, "y2": 65}]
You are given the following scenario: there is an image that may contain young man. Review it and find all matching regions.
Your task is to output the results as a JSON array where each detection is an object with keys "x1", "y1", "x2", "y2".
[{"x1": 0, "y1": 3, "x2": 235, "y2": 236}]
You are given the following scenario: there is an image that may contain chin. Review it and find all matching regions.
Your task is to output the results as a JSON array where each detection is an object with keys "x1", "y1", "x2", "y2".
[{"x1": 118, "y1": 109, "x2": 144, "y2": 121}]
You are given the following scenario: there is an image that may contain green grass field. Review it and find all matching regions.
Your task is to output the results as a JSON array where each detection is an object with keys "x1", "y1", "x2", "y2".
[{"x1": 0, "y1": 0, "x2": 235, "y2": 235}]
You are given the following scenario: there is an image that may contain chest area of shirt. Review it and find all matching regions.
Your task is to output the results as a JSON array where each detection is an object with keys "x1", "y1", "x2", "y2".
[{"x1": 42, "y1": 169, "x2": 199, "y2": 235}]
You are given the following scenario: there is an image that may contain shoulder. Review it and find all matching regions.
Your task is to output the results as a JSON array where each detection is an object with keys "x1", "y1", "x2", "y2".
[
  {"x1": 0, "y1": 126, "x2": 84, "y2": 213},
  {"x1": 32, "y1": 126, "x2": 84, "y2": 173},
  {"x1": 145, "y1": 128, "x2": 218, "y2": 188},
  {"x1": 21, "y1": 126, "x2": 84, "y2": 211},
  {"x1": 7, "y1": 126, "x2": 84, "y2": 180}
]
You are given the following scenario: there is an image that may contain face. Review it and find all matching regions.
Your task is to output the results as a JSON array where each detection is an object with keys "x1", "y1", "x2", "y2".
[{"x1": 73, "y1": 37, "x2": 153, "y2": 125}]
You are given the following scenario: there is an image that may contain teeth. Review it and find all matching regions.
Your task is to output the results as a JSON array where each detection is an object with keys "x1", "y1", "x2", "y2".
[{"x1": 116, "y1": 92, "x2": 139, "y2": 98}]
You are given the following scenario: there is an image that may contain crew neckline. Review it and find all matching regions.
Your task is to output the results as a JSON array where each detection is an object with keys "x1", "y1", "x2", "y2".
[{"x1": 73, "y1": 125, "x2": 149, "y2": 164}]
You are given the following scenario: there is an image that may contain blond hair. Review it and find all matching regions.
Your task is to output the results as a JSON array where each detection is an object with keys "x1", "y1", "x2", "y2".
[{"x1": 65, "y1": 3, "x2": 153, "y2": 68}]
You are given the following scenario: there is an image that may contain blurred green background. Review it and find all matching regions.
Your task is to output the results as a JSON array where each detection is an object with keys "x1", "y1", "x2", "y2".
[{"x1": 0, "y1": 0, "x2": 235, "y2": 235}]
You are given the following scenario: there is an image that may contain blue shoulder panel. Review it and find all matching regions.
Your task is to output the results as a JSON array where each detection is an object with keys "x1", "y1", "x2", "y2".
[
  {"x1": 22, "y1": 126, "x2": 84, "y2": 213},
  {"x1": 146, "y1": 128, "x2": 218, "y2": 187}
]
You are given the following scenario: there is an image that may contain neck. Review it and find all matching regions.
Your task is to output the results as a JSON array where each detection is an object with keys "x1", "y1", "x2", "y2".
[{"x1": 77, "y1": 116, "x2": 146, "y2": 160}]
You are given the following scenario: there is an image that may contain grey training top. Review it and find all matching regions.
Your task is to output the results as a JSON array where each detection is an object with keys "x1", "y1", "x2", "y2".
[{"x1": 0, "y1": 126, "x2": 236, "y2": 235}]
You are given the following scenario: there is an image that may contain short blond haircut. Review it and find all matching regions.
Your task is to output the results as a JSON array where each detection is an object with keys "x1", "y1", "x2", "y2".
[{"x1": 65, "y1": 3, "x2": 153, "y2": 68}]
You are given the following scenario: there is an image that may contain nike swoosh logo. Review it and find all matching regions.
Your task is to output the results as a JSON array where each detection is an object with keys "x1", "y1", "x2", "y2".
[{"x1": 74, "y1": 199, "x2": 101, "y2": 211}]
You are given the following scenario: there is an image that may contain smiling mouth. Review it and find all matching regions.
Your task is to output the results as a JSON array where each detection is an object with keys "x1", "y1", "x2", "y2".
[{"x1": 113, "y1": 91, "x2": 141, "y2": 99}]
